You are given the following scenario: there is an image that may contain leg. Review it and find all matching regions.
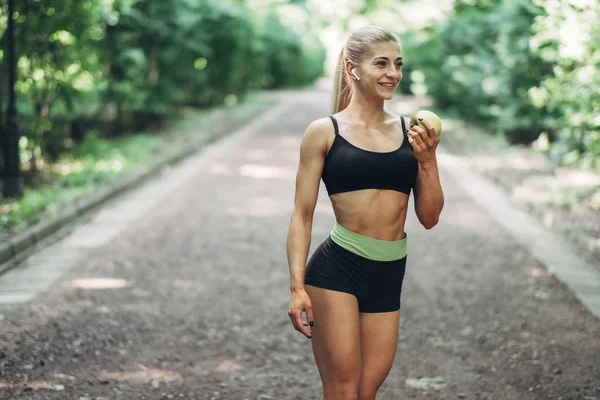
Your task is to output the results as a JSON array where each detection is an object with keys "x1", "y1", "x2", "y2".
[
  {"x1": 305, "y1": 284, "x2": 361, "y2": 400},
  {"x1": 356, "y1": 254, "x2": 406, "y2": 399},
  {"x1": 357, "y1": 310, "x2": 400, "y2": 400}
]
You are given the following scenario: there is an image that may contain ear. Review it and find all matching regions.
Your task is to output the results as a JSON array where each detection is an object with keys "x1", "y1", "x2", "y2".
[{"x1": 345, "y1": 60, "x2": 357, "y2": 81}]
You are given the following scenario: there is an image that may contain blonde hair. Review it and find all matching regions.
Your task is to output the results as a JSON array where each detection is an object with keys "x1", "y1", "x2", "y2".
[{"x1": 332, "y1": 26, "x2": 400, "y2": 113}]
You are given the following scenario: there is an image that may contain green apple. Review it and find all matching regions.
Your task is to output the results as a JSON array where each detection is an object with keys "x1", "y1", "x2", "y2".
[{"x1": 410, "y1": 110, "x2": 442, "y2": 136}]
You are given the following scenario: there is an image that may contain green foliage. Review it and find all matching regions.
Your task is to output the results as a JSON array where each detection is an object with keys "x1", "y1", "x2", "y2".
[
  {"x1": 529, "y1": 0, "x2": 600, "y2": 171},
  {"x1": 403, "y1": 0, "x2": 598, "y2": 171},
  {"x1": 406, "y1": 1, "x2": 549, "y2": 142},
  {"x1": 201, "y1": 2, "x2": 257, "y2": 104},
  {"x1": 452, "y1": 0, "x2": 502, "y2": 13},
  {"x1": 261, "y1": 14, "x2": 304, "y2": 88},
  {"x1": 0, "y1": 0, "x2": 107, "y2": 161},
  {"x1": 0, "y1": 0, "x2": 325, "y2": 179},
  {"x1": 252, "y1": 6, "x2": 326, "y2": 89}
]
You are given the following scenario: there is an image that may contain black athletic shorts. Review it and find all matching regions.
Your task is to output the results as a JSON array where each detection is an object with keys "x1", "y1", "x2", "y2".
[{"x1": 304, "y1": 236, "x2": 407, "y2": 313}]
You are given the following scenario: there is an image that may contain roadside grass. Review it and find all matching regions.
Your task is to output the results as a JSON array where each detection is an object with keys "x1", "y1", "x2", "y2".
[{"x1": 1, "y1": 95, "x2": 272, "y2": 237}]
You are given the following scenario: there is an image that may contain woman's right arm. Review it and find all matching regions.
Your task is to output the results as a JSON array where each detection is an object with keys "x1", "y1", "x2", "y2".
[{"x1": 286, "y1": 118, "x2": 329, "y2": 338}]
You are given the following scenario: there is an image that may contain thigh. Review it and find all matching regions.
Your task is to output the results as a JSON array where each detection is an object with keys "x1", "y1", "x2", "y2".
[
  {"x1": 359, "y1": 257, "x2": 406, "y2": 313},
  {"x1": 358, "y1": 310, "x2": 400, "y2": 399},
  {"x1": 305, "y1": 284, "x2": 362, "y2": 393}
]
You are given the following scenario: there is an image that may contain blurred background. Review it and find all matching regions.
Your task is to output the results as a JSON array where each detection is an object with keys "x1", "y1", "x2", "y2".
[{"x1": 0, "y1": 0, "x2": 599, "y2": 248}]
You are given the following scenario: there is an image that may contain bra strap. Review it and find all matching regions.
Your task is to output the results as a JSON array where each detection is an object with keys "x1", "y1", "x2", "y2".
[
  {"x1": 329, "y1": 116, "x2": 340, "y2": 136},
  {"x1": 401, "y1": 116, "x2": 408, "y2": 138}
]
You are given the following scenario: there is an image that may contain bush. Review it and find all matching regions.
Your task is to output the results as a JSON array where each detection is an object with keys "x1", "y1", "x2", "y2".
[
  {"x1": 402, "y1": 0, "x2": 599, "y2": 170},
  {"x1": 405, "y1": 1, "x2": 549, "y2": 143},
  {"x1": 530, "y1": 0, "x2": 600, "y2": 170},
  {"x1": 256, "y1": 11, "x2": 325, "y2": 89},
  {"x1": 0, "y1": 0, "x2": 325, "y2": 173}
]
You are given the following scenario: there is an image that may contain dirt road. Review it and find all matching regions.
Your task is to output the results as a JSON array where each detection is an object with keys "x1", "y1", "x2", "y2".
[{"x1": 0, "y1": 88, "x2": 598, "y2": 400}]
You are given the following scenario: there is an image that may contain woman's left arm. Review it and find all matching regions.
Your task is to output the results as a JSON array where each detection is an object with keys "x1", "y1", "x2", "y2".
[{"x1": 406, "y1": 118, "x2": 444, "y2": 229}]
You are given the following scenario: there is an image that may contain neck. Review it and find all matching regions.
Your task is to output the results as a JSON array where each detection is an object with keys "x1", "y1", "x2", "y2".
[{"x1": 343, "y1": 89, "x2": 386, "y2": 126}]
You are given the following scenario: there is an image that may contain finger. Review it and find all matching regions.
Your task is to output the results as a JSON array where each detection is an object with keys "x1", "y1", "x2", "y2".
[
  {"x1": 288, "y1": 311, "x2": 298, "y2": 330},
  {"x1": 306, "y1": 306, "x2": 314, "y2": 335},
  {"x1": 411, "y1": 126, "x2": 433, "y2": 148},
  {"x1": 295, "y1": 313, "x2": 312, "y2": 338},
  {"x1": 410, "y1": 125, "x2": 428, "y2": 142},
  {"x1": 418, "y1": 119, "x2": 435, "y2": 139},
  {"x1": 301, "y1": 307, "x2": 314, "y2": 338},
  {"x1": 306, "y1": 305, "x2": 314, "y2": 328},
  {"x1": 407, "y1": 135, "x2": 421, "y2": 152},
  {"x1": 408, "y1": 130, "x2": 422, "y2": 147}
]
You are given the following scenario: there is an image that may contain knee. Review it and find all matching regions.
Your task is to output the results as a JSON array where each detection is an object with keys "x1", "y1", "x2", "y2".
[
  {"x1": 324, "y1": 382, "x2": 359, "y2": 400},
  {"x1": 331, "y1": 391, "x2": 358, "y2": 400},
  {"x1": 358, "y1": 385, "x2": 379, "y2": 400},
  {"x1": 358, "y1": 390, "x2": 376, "y2": 400}
]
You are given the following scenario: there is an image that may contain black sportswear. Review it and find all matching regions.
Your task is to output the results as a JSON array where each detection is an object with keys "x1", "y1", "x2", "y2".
[
  {"x1": 305, "y1": 236, "x2": 407, "y2": 313},
  {"x1": 321, "y1": 116, "x2": 418, "y2": 196}
]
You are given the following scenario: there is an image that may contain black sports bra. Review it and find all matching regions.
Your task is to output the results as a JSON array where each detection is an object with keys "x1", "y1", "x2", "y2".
[{"x1": 321, "y1": 116, "x2": 418, "y2": 196}]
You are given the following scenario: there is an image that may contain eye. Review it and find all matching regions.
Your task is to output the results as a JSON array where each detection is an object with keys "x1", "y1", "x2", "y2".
[
  {"x1": 376, "y1": 61, "x2": 387, "y2": 67},
  {"x1": 396, "y1": 62, "x2": 404, "y2": 68}
]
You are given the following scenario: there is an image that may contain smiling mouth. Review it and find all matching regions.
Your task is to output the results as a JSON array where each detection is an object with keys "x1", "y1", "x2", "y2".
[{"x1": 378, "y1": 83, "x2": 395, "y2": 88}]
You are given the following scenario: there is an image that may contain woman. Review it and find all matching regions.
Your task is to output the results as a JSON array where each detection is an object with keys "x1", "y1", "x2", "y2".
[{"x1": 286, "y1": 26, "x2": 444, "y2": 400}]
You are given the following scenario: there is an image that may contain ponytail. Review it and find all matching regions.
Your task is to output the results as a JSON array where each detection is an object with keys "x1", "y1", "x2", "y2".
[{"x1": 332, "y1": 47, "x2": 352, "y2": 114}]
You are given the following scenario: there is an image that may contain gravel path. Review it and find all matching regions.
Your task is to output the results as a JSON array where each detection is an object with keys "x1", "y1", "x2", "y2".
[{"x1": 0, "y1": 88, "x2": 598, "y2": 400}]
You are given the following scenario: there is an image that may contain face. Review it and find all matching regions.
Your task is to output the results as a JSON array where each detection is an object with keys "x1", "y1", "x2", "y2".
[{"x1": 349, "y1": 41, "x2": 403, "y2": 100}]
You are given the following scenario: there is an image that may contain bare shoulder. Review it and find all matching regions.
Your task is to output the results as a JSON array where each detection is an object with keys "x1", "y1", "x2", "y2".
[
  {"x1": 303, "y1": 117, "x2": 334, "y2": 138},
  {"x1": 301, "y1": 117, "x2": 335, "y2": 152}
]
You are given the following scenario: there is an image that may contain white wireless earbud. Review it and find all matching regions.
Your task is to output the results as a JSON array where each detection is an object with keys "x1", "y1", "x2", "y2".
[{"x1": 351, "y1": 69, "x2": 360, "y2": 81}]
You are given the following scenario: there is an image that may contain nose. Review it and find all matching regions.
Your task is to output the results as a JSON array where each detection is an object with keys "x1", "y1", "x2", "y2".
[{"x1": 386, "y1": 68, "x2": 400, "y2": 80}]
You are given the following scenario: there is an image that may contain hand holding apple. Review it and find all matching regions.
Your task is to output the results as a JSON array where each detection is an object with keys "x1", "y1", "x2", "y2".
[
  {"x1": 410, "y1": 110, "x2": 442, "y2": 137},
  {"x1": 407, "y1": 110, "x2": 442, "y2": 165}
]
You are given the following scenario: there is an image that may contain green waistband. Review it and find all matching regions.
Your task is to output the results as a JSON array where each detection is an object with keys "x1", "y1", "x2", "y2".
[{"x1": 330, "y1": 222, "x2": 407, "y2": 261}]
